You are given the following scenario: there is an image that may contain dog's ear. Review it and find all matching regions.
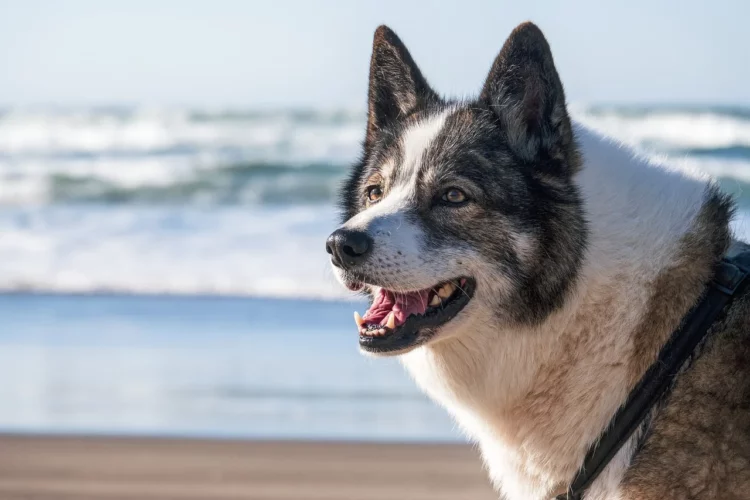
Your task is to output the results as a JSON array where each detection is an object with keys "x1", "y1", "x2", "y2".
[
  {"x1": 481, "y1": 23, "x2": 578, "y2": 174},
  {"x1": 366, "y1": 25, "x2": 438, "y2": 150}
]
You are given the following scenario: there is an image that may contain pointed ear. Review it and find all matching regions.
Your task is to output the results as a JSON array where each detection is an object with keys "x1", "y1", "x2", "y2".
[
  {"x1": 480, "y1": 23, "x2": 578, "y2": 174},
  {"x1": 366, "y1": 25, "x2": 438, "y2": 149}
]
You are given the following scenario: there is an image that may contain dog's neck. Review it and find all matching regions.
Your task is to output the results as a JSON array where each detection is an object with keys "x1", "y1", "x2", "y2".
[{"x1": 401, "y1": 125, "x2": 731, "y2": 500}]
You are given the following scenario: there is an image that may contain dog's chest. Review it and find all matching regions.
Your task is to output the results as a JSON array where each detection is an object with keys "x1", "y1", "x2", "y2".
[
  {"x1": 400, "y1": 345, "x2": 630, "y2": 500},
  {"x1": 401, "y1": 349, "x2": 568, "y2": 499},
  {"x1": 402, "y1": 348, "x2": 469, "y2": 406},
  {"x1": 400, "y1": 347, "x2": 494, "y2": 437}
]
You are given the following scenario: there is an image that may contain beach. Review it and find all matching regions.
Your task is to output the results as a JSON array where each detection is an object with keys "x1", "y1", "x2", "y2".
[
  {"x1": 0, "y1": 294, "x2": 494, "y2": 498},
  {"x1": 0, "y1": 435, "x2": 496, "y2": 500}
]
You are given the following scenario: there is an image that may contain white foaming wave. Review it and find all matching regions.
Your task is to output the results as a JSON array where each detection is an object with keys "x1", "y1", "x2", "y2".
[
  {"x1": 572, "y1": 106, "x2": 750, "y2": 150},
  {"x1": 0, "y1": 108, "x2": 364, "y2": 158},
  {"x1": 0, "y1": 205, "x2": 352, "y2": 299},
  {"x1": 0, "y1": 108, "x2": 364, "y2": 206},
  {"x1": 0, "y1": 108, "x2": 189, "y2": 154},
  {"x1": 680, "y1": 157, "x2": 750, "y2": 184},
  {"x1": 0, "y1": 155, "x2": 218, "y2": 205}
]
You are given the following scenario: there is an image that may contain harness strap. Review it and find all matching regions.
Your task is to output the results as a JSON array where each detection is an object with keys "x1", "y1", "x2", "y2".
[{"x1": 556, "y1": 245, "x2": 750, "y2": 500}]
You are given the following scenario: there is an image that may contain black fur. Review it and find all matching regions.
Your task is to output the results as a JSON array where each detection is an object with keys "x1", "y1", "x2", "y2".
[{"x1": 337, "y1": 23, "x2": 588, "y2": 326}]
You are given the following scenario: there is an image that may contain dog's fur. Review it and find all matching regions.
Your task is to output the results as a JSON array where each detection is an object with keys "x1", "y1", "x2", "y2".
[{"x1": 329, "y1": 22, "x2": 750, "y2": 499}]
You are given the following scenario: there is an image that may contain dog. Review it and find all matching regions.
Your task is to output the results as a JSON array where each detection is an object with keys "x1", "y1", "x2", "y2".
[{"x1": 326, "y1": 22, "x2": 750, "y2": 500}]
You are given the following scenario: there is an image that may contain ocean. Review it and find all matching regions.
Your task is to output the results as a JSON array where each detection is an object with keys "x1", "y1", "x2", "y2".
[{"x1": 1, "y1": 104, "x2": 750, "y2": 441}]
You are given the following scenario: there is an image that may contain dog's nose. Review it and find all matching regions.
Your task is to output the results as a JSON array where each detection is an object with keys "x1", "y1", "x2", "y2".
[{"x1": 326, "y1": 229, "x2": 373, "y2": 268}]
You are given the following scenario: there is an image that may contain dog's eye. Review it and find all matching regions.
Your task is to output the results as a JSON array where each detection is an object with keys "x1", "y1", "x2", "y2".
[
  {"x1": 442, "y1": 188, "x2": 467, "y2": 204},
  {"x1": 367, "y1": 186, "x2": 383, "y2": 203}
]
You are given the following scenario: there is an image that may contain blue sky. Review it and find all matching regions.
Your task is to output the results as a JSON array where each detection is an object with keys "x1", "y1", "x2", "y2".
[{"x1": 0, "y1": 0, "x2": 748, "y2": 108}]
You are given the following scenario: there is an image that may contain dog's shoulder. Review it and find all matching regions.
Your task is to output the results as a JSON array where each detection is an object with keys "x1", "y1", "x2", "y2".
[{"x1": 621, "y1": 275, "x2": 750, "y2": 499}]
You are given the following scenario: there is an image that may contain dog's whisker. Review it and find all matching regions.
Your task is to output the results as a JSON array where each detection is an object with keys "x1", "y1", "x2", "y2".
[{"x1": 454, "y1": 281, "x2": 471, "y2": 300}]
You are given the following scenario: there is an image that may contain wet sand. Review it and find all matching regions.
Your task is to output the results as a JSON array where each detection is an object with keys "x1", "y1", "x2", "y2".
[{"x1": 0, "y1": 435, "x2": 496, "y2": 500}]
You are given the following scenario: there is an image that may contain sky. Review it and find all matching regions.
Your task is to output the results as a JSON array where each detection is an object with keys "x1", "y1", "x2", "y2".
[{"x1": 0, "y1": 0, "x2": 748, "y2": 108}]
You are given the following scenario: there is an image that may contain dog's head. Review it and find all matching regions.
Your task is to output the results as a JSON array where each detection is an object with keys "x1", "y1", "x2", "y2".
[{"x1": 327, "y1": 23, "x2": 587, "y2": 356}]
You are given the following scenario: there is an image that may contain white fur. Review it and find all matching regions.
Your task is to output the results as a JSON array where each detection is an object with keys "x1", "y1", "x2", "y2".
[
  {"x1": 397, "y1": 109, "x2": 452, "y2": 187},
  {"x1": 399, "y1": 123, "x2": 712, "y2": 500}
]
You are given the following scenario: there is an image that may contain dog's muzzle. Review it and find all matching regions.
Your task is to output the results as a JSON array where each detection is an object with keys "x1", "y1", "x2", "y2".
[{"x1": 326, "y1": 228, "x2": 373, "y2": 269}]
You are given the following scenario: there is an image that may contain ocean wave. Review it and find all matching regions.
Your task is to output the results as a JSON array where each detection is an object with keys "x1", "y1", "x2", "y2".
[
  {"x1": 0, "y1": 205, "x2": 350, "y2": 299},
  {"x1": 668, "y1": 145, "x2": 750, "y2": 160},
  {"x1": 0, "y1": 107, "x2": 366, "y2": 206},
  {"x1": 47, "y1": 162, "x2": 345, "y2": 205},
  {"x1": 582, "y1": 104, "x2": 750, "y2": 120},
  {"x1": 0, "y1": 107, "x2": 364, "y2": 157},
  {"x1": 1, "y1": 105, "x2": 750, "y2": 209},
  {"x1": 0, "y1": 159, "x2": 350, "y2": 206},
  {"x1": 574, "y1": 105, "x2": 750, "y2": 150}
]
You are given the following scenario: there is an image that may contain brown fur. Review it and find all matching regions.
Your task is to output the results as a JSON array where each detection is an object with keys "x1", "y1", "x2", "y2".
[
  {"x1": 622, "y1": 289, "x2": 750, "y2": 499},
  {"x1": 629, "y1": 188, "x2": 733, "y2": 386},
  {"x1": 617, "y1": 189, "x2": 750, "y2": 498}
]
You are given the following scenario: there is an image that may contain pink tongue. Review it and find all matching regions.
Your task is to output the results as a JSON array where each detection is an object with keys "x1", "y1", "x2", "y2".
[{"x1": 362, "y1": 288, "x2": 430, "y2": 327}]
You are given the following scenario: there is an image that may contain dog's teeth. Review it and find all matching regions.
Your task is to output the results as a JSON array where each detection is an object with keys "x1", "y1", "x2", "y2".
[
  {"x1": 377, "y1": 328, "x2": 386, "y2": 335},
  {"x1": 354, "y1": 311, "x2": 365, "y2": 328},
  {"x1": 429, "y1": 294, "x2": 441, "y2": 307},
  {"x1": 385, "y1": 313, "x2": 396, "y2": 330},
  {"x1": 438, "y1": 283, "x2": 455, "y2": 298}
]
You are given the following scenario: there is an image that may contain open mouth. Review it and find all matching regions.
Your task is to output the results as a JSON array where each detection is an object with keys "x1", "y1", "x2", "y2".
[{"x1": 354, "y1": 277, "x2": 476, "y2": 354}]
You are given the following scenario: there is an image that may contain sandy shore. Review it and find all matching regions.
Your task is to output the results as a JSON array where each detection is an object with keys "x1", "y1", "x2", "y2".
[{"x1": 0, "y1": 435, "x2": 496, "y2": 500}]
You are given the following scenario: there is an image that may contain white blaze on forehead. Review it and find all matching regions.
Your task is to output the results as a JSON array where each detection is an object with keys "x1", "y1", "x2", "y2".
[
  {"x1": 396, "y1": 108, "x2": 453, "y2": 188},
  {"x1": 345, "y1": 108, "x2": 454, "y2": 233}
]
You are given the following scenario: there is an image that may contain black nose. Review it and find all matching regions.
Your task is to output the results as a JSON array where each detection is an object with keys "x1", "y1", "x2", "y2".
[{"x1": 326, "y1": 229, "x2": 373, "y2": 269}]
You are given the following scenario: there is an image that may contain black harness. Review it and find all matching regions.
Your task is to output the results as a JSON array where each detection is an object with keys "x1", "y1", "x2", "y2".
[{"x1": 556, "y1": 244, "x2": 750, "y2": 500}]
